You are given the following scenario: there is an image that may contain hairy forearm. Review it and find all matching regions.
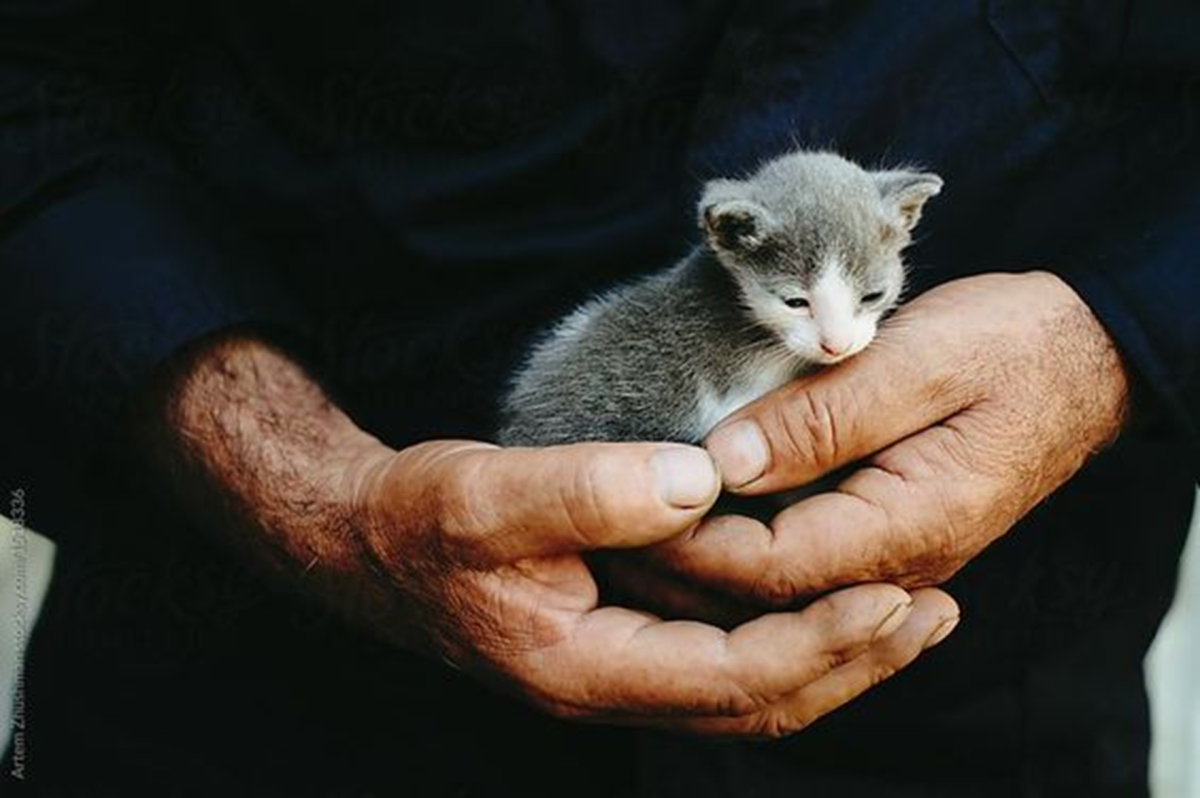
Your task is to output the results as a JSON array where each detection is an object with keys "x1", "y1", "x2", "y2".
[{"x1": 138, "y1": 331, "x2": 394, "y2": 612}]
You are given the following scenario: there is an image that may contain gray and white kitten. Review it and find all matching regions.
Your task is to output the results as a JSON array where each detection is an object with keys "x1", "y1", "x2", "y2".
[{"x1": 498, "y1": 150, "x2": 942, "y2": 447}]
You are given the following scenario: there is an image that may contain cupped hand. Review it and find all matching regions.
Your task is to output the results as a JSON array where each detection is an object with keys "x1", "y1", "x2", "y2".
[
  {"x1": 639, "y1": 271, "x2": 1128, "y2": 606},
  {"x1": 352, "y1": 439, "x2": 959, "y2": 737}
]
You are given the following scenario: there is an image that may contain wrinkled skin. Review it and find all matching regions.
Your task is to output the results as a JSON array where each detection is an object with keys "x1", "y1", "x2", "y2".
[
  {"x1": 354, "y1": 440, "x2": 959, "y2": 737},
  {"x1": 150, "y1": 334, "x2": 958, "y2": 742},
  {"x1": 604, "y1": 272, "x2": 1129, "y2": 617}
]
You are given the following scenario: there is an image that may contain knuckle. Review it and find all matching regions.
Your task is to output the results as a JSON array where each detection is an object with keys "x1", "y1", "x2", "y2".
[
  {"x1": 705, "y1": 686, "x2": 763, "y2": 715},
  {"x1": 775, "y1": 388, "x2": 846, "y2": 475},
  {"x1": 436, "y1": 457, "x2": 496, "y2": 556},
  {"x1": 710, "y1": 654, "x2": 773, "y2": 717},
  {"x1": 560, "y1": 459, "x2": 617, "y2": 547},
  {"x1": 865, "y1": 453, "x2": 975, "y2": 587},
  {"x1": 804, "y1": 589, "x2": 862, "y2": 639},
  {"x1": 896, "y1": 539, "x2": 961, "y2": 588},
  {"x1": 920, "y1": 491, "x2": 981, "y2": 583},
  {"x1": 496, "y1": 584, "x2": 579, "y2": 653},
  {"x1": 932, "y1": 420, "x2": 989, "y2": 478},
  {"x1": 750, "y1": 565, "x2": 802, "y2": 608},
  {"x1": 747, "y1": 709, "x2": 808, "y2": 741},
  {"x1": 712, "y1": 680, "x2": 769, "y2": 718},
  {"x1": 903, "y1": 519, "x2": 960, "y2": 580},
  {"x1": 817, "y1": 643, "x2": 862, "y2": 674},
  {"x1": 700, "y1": 657, "x2": 768, "y2": 720},
  {"x1": 867, "y1": 659, "x2": 902, "y2": 688},
  {"x1": 924, "y1": 347, "x2": 981, "y2": 410}
]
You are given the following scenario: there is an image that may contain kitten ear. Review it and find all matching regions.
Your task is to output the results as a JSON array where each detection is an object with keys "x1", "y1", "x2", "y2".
[
  {"x1": 699, "y1": 181, "x2": 776, "y2": 252},
  {"x1": 873, "y1": 170, "x2": 943, "y2": 231}
]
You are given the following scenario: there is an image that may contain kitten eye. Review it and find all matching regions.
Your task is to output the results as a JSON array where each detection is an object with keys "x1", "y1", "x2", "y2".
[
  {"x1": 861, "y1": 291, "x2": 885, "y2": 305},
  {"x1": 782, "y1": 297, "x2": 810, "y2": 309}
]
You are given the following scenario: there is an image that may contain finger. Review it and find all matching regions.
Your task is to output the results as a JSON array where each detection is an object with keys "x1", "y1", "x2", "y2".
[
  {"x1": 673, "y1": 588, "x2": 959, "y2": 738},
  {"x1": 703, "y1": 307, "x2": 977, "y2": 495},
  {"x1": 653, "y1": 424, "x2": 1001, "y2": 602},
  {"x1": 394, "y1": 439, "x2": 720, "y2": 562},
  {"x1": 566, "y1": 588, "x2": 958, "y2": 738},
  {"x1": 523, "y1": 583, "x2": 914, "y2": 719}
]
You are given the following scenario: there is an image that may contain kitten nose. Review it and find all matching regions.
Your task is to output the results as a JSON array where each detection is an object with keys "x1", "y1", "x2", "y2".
[{"x1": 820, "y1": 339, "x2": 847, "y2": 357}]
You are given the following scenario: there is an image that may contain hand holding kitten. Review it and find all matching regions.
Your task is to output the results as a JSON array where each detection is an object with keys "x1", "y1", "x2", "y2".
[
  {"x1": 144, "y1": 333, "x2": 958, "y2": 740},
  {"x1": 634, "y1": 272, "x2": 1130, "y2": 609},
  {"x1": 356, "y1": 439, "x2": 957, "y2": 737}
]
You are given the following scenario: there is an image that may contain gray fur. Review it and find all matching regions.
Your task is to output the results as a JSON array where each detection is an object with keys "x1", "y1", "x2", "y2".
[
  {"x1": 498, "y1": 149, "x2": 941, "y2": 447},
  {"x1": 700, "y1": 151, "x2": 941, "y2": 297}
]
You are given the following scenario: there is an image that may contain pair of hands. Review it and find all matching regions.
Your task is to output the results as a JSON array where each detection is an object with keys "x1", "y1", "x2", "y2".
[{"x1": 349, "y1": 272, "x2": 1128, "y2": 737}]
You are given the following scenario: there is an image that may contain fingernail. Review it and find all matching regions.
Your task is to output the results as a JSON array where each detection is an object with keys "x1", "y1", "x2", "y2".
[
  {"x1": 872, "y1": 599, "x2": 913, "y2": 641},
  {"x1": 652, "y1": 447, "x2": 720, "y2": 508},
  {"x1": 706, "y1": 421, "x2": 769, "y2": 489},
  {"x1": 923, "y1": 615, "x2": 960, "y2": 650}
]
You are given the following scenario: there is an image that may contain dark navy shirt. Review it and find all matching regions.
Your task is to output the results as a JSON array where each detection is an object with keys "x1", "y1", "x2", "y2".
[{"x1": 2, "y1": 2, "x2": 1198, "y2": 795}]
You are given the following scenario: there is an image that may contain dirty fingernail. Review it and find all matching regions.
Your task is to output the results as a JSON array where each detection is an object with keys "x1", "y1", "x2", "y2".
[
  {"x1": 706, "y1": 421, "x2": 769, "y2": 489},
  {"x1": 923, "y1": 615, "x2": 960, "y2": 650},
  {"x1": 653, "y1": 447, "x2": 720, "y2": 508}
]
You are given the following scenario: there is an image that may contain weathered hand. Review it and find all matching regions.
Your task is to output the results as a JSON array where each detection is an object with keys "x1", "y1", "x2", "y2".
[
  {"x1": 355, "y1": 440, "x2": 959, "y2": 737},
  {"x1": 149, "y1": 332, "x2": 958, "y2": 738},
  {"x1": 642, "y1": 272, "x2": 1129, "y2": 604}
]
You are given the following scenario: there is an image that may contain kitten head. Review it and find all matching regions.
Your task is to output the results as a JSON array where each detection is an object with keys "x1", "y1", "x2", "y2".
[{"x1": 699, "y1": 151, "x2": 942, "y2": 365}]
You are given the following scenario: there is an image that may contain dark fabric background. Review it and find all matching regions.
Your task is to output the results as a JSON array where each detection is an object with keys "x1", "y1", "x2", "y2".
[{"x1": 2, "y1": 1, "x2": 1198, "y2": 795}]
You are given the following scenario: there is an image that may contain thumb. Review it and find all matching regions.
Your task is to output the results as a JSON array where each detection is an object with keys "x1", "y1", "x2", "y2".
[
  {"x1": 703, "y1": 310, "x2": 970, "y2": 495},
  {"x1": 385, "y1": 439, "x2": 721, "y2": 563}
]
